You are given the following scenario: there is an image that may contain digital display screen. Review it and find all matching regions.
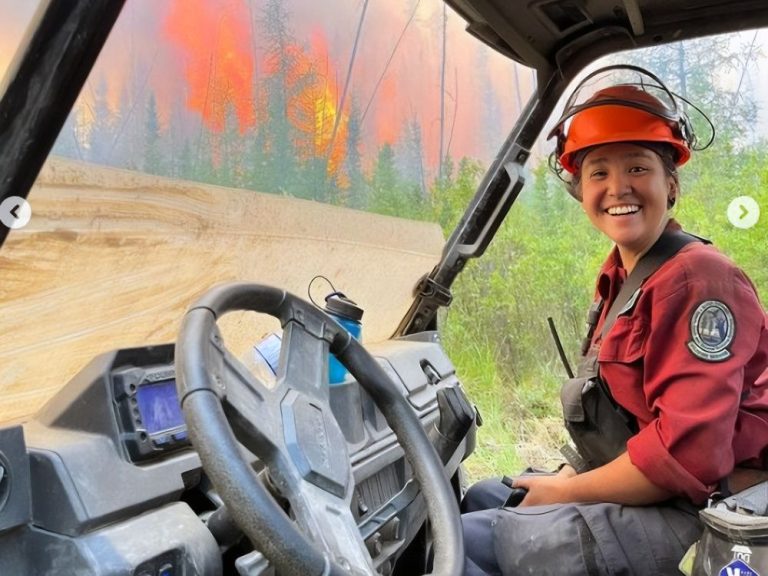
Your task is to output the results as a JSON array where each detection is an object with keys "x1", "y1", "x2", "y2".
[{"x1": 135, "y1": 379, "x2": 184, "y2": 434}]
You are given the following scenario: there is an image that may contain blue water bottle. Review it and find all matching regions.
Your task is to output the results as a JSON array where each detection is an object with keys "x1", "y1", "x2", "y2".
[{"x1": 325, "y1": 291, "x2": 363, "y2": 385}]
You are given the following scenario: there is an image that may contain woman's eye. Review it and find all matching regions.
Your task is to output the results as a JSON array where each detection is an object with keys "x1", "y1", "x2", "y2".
[
  {"x1": 629, "y1": 166, "x2": 648, "y2": 174},
  {"x1": 589, "y1": 170, "x2": 607, "y2": 178}
]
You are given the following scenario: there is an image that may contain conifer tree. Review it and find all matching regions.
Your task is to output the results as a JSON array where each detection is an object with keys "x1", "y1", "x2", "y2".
[
  {"x1": 344, "y1": 99, "x2": 367, "y2": 208},
  {"x1": 144, "y1": 92, "x2": 166, "y2": 175},
  {"x1": 260, "y1": 0, "x2": 300, "y2": 194},
  {"x1": 87, "y1": 76, "x2": 118, "y2": 165}
]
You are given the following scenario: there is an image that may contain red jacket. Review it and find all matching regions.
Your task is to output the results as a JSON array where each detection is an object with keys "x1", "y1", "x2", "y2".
[{"x1": 591, "y1": 224, "x2": 768, "y2": 503}]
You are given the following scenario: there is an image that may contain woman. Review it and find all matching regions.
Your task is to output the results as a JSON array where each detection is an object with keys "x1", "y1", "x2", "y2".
[{"x1": 461, "y1": 66, "x2": 768, "y2": 575}]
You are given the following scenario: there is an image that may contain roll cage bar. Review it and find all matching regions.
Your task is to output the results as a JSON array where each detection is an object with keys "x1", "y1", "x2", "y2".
[{"x1": 0, "y1": 0, "x2": 126, "y2": 248}]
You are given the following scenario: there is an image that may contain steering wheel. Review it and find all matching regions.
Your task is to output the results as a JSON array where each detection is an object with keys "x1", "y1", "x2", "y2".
[{"x1": 175, "y1": 283, "x2": 463, "y2": 576}]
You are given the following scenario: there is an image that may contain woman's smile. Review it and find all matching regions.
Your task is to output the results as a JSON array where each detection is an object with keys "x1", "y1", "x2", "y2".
[{"x1": 605, "y1": 204, "x2": 641, "y2": 216}]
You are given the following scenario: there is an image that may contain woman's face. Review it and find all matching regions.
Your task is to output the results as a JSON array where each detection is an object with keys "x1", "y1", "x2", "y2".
[{"x1": 579, "y1": 142, "x2": 678, "y2": 267}]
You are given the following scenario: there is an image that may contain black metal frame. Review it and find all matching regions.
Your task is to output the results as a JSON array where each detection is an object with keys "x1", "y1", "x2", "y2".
[
  {"x1": 394, "y1": 70, "x2": 577, "y2": 336},
  {"x1": 0, "y1": 0, "x2": 125, "y2": 247}
]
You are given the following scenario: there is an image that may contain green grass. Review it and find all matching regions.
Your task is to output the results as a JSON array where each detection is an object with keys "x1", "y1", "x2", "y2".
[{"x1": 441, "y1": 317, "x2": 566, "y2": 482}]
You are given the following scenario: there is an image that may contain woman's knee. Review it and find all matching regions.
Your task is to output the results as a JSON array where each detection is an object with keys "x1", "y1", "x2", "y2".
[
  {"x1": 462, "y1": 510, "x2": 502, "y2": 575},
  {"x1": 461, "y1": 477, "x2": 511, "y2": 513}
]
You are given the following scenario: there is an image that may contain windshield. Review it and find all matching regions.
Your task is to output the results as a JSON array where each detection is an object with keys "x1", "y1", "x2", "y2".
[
  {"x1": 1, "y1": 0, "x2": 531, "y2": 209},
  {"x1": 0, "y1": 0, "x2": 530, "y2": 423}
]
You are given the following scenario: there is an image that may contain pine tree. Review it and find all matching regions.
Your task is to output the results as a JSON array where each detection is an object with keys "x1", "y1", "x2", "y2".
[
  {"x1": 178, "y1": 139, "x2": 196, "y2": 182},
  {"x1": 370, "y1": 142, "x2": 399, "y2": 213},
  {"x1": 87, "y1": 76, "x2": 118, "y2": 165},
  {"x1": 144, "y1": 92, "x2": 166, "y2": 175},
  {"x1": 260, "y1": 0, "x2": 300, "y2": 194},
  {"x1": 344, "y1": 99, "x2": 367, "y2": 208},
  {"x1": 369, "y1": 142, "x2": 425, "y2": 219},
  {"x1": 217, "y1": 103, "x2": 244, "y2": 187},
  {"x1": 397, "y1": 117, "x2": 427, "y2": 198},
  {"x1": 111, "y1": 85, "x2": 140, "y2": 171}
]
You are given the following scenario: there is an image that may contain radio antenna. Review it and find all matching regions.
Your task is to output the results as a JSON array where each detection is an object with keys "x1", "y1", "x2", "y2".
[{"x1": 547, "y1": 317, "x2": 574, "y2": 378}]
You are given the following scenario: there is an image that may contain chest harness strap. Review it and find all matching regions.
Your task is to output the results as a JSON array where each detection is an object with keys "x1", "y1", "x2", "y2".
[{"x1": 560, "y1": 229, "x2": 704, "y2": 473}]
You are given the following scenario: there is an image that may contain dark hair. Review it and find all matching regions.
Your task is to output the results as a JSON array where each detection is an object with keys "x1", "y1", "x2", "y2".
[{"x1": 565, "y1": 142, "x2": 679, "y2": 201}]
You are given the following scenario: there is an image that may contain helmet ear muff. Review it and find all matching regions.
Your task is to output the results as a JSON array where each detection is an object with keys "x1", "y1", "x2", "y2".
[{"x1": 677, "y1": 113, "x2": 697, "y2": 151}]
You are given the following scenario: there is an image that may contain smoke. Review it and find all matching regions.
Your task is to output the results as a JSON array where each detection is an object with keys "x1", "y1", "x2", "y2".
[{"x1": 1, "y1": 0, "x2": 534, "y2": 176}]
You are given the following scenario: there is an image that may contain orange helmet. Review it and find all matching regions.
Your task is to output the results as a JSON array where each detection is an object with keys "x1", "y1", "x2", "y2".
[{"x1": 549, "y1": 66, "x2": 699, "y2": 174}]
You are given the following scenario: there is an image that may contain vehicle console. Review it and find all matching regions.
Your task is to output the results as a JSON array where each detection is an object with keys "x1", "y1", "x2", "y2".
[{"x1": 0, "y1": 335, "x2": 475, "y2": 575}]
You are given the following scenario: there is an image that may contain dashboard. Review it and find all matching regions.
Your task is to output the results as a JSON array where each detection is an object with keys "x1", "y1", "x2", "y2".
[{"x1": 0, "y1": 335, "x2": 475, "y2": 576}]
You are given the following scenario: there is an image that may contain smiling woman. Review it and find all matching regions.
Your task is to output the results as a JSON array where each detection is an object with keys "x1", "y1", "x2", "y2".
[
  {"x1": 549, "y1": 69, "x2": 702, "y2": 274},
  {"x1": 459, "y1": 65, "x2": 768, "y2": 576}
]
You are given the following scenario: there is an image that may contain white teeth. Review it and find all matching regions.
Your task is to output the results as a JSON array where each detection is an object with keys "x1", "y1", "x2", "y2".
[{"x1": 607, "y1": 205, "x2": 640, "y2": 215}]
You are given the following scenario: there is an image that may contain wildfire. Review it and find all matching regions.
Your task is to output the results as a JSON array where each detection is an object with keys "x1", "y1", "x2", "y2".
[
  {"x1": 164, "y1": 0, "x2": 255, "y2": 133},
  {"x1": 165, "y1": 1, "x2": 348, "y2": 177},
  {"x1": 278, "y1": 29, "x2": 348, "y2": 176},
  {"x1": 23, "y1": 0, "x2": 533, "y2": 181}
]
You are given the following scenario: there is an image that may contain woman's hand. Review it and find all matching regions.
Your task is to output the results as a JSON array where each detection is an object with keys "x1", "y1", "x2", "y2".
[
  {"x1": 513, "y1": 474, "x2": 575, "y2": 506},
  {"x1": 513, "y1": 453, "x2": 673, "y2": 507}
]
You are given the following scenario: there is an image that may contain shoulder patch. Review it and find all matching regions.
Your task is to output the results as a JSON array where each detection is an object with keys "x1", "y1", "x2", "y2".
[{"x1": 687, "y1": 300, "x2": 735, "y2": 362}]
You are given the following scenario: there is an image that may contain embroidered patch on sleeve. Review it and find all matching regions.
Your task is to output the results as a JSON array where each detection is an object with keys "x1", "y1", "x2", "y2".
[{"x1": 687, "y1": 300, "x2": 735, "y2": 362}]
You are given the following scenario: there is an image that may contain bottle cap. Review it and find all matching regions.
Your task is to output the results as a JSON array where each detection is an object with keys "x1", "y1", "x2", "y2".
[{"x1": 324, "y1": 292, "x2": 363, "y2": 321}]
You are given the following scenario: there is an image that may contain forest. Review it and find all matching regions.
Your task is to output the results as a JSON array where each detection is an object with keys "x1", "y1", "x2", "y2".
[{"x1": 46, "y1": 0, "x2": 768, "y2": 479}]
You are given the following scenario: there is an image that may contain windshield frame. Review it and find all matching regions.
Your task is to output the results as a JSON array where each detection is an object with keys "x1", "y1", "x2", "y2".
[{"x1": 0, "y1": 0, "x2": 125, "y2": 248}]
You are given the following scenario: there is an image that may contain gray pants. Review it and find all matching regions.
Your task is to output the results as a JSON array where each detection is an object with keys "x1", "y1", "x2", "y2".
[{"x1": 461, "y1": 478, "x2": 702, "y2": 575}]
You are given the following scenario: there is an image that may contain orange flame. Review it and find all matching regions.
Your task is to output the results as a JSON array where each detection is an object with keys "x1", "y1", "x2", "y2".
[
  {"x1": 261, "y1": 28, "x2": 348, "y2": 177},
  {"x1": 303, "y1": 29, "x2": 348, "y2": 176},
  {"x1": 164, "y1": 0, "x2": 255, "y2": 133}
]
